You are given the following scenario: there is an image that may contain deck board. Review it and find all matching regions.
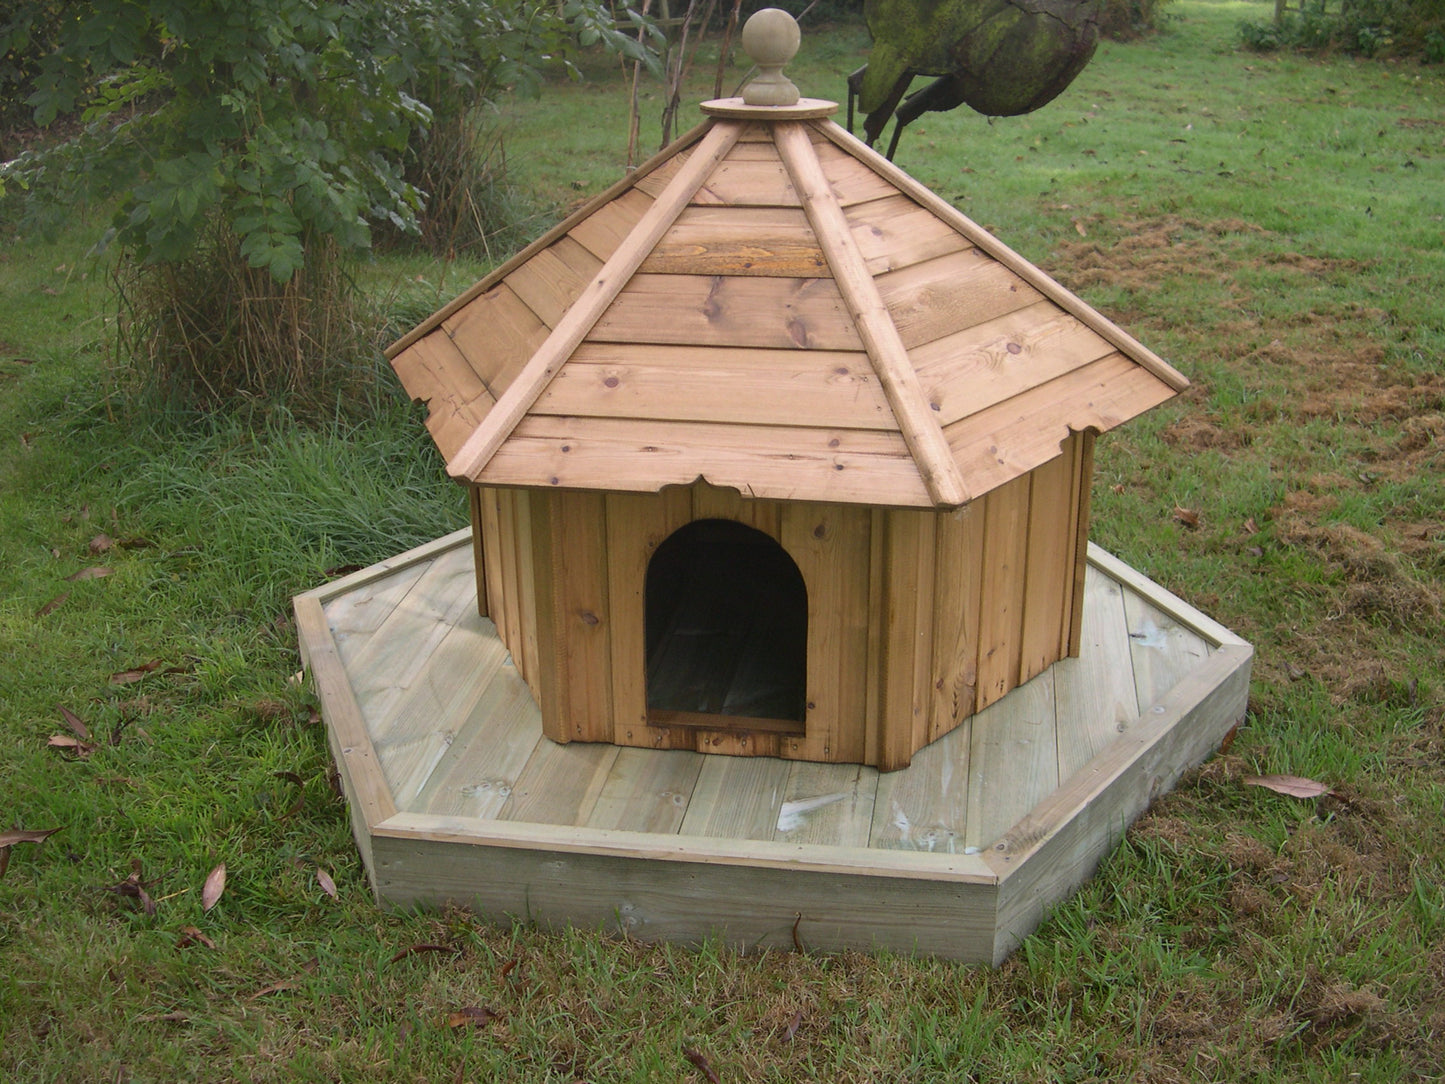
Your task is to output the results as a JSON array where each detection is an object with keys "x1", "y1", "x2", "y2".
[{"x1": 304, "y1": 530, "x2": 1250, "y2": 962}]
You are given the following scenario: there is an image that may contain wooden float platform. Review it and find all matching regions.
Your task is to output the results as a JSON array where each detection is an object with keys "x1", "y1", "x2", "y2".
[{"x1": 295, "y1": 528, "x2": 1250, "y2": 964}]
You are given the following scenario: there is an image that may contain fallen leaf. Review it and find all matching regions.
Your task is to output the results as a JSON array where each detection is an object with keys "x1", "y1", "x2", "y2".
[
  {"x1": 1244, "y1": 774, "x2": 1334, "y2": 799},
  {"x1": 683, "y1": 1047, "x2": 721, "y2": 1084},
  {"x1": 202, "y1": 863, "x2": 226, "y2": 911},
  {"x1": 58, "y1": 705, "x2": 91, "y2": 740},
  {"x1": 65, "y1": 566, "x2": 112, "y2": 582},
  {"x1": 445, "y1": 1006, "x2": 499, "y2": 1028},
  {"x1": 36, "y1": 592, "x2": 69, "y2": 617},
  {"x1": 1173, "y1": 506, "x2": 1201, "y2": 529},
  {"x1": 316, "y1": 867, "x2": 337, "y2": 900},
  {"x1": 1073, "y1": 218, "x2": 1088, "y2": 237},
  {"x1": 176, "y1": 925, "x2": 216, "y2": 949},
  {"x1": 1243, "y1": 517, "x2": 1258, "y2": 535},
  {"x1": 110, "y1": 659, "x2": 166, "y2": 685},
  {"x1": 48, "y1": 734, "x2": 97, "y2": 757},
  {"x1": 1218, "y1": 721, "x2": 1241, "y2": 755},
  {"x1": 388, "y1": 943, "x2": 456, "y2": 965},
  {"x1": 498, "y1": 957, "x2": 519, "y2": 982},
  {"x1": 0, "y1": 826, "x2": 64, "y2": 878},
  {"x1": 783, "y1": 1009, "x2": 804, "y2": 1042},
  {"x1": 0, "y1": 826, "x2": 64, "y2": 848},
  {"x1": 248, "y1": 979, "x2": 297, "y2": 1000},
  {"x1": 107, "y1": 867, "x2": 157, "y2": 915},
  {"x1": 89, "y1": 534, "x2": 115, "y2": 554}
]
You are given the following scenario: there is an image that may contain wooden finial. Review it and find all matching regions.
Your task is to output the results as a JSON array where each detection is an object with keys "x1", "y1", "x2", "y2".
[{"x1": 741, "y1": 8, "x2": 801, "y2": 107}]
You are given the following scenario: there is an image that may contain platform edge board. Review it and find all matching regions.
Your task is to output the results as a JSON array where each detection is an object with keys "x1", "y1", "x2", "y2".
[
  {"x1": 983, "y1": 642, "x2": 1253, "y2": 963},
  {"x1": 1085, "y1": 543, "x2": 1246, "y2": 648},
  {"x1": 295, "y1": 526, "x2": 474, "y2": 605},
  {"x1": 369, "y1": 832, "x2": 1001, "y2": 962},
  {"x1": 373, "y1": 811, "x2": 997, "y2": 883},
  {"x1": 294, "y1": 594, "x2": 399, "y2": 892}
]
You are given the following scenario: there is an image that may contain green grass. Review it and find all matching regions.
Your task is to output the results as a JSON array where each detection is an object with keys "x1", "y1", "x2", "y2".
[{"x1": 3, "y1": 1, "x2": 1444, "y2": 1079}]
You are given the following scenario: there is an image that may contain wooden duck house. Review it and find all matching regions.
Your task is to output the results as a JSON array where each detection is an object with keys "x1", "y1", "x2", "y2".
[
  {"x1": 296, "y1": 12, "x2": 1251, "y2": 961},
  {"x1": 384, "y1": 16, "x2": 1188, "y2": 771}
]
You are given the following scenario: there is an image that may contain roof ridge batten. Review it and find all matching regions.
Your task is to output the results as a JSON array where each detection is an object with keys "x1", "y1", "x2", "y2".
[
  {"x1": 446, "y1": 120, "x2": 746, "y2": 482},
  {"x1": 774, "y1": 120, "x2": 971, "y2": 508}
]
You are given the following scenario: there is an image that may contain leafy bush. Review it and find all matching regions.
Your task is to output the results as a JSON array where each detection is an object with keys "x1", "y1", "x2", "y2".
[
  {"x1": 1239, "y1": 0, "x2": 1445, "y2": 59},
  {"x1": 1097, "y1": 0, "x2": 1174, "y2": 40}
]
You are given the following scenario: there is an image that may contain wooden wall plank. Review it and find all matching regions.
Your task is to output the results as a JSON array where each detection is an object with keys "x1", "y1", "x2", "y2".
[
  {"x1": 965, "y1": 672, "x2": 1059, "y2": 850},
  {"x1": 526, "y1": 489, "x2": 565, "y2": 742},
  {"x1": 468, "y1": 487, "x2": 488, "y2": 619},
  {"x1": 775, "y1": 761, "x2": 878, "y2": 847},
  {"x1": 1018, "y1": 450, "x2": 1075, "y2": 685},
  {"x1": 533, "y1": 346, "x2": 892, "y2": 430},
  {"x1": 1063, "y1": 432, "x2": 1096, "y2": 656},
  {"x1": 586, "y1": 748, "x2": 705, "y2": 833},
  {"x1": 587, "y1": 274, "x2": 864, "y2": 352},
  {"x1": 975, "y1": 475, "x2": 1032, "y2": 710},
  {"x1": 913, "y1": 301, "x2": 1115, "y2": 427},
  {"x1": 874, "y1": 509, "x2": 937, "y2": 770},
  {"x1": 779, "y1": 504, "x2": 871, "y2": 764},
  {"x1": 546, "y1": 489, "x2": 614, "y2": 742},
  {"x1": 606, "y1": 488, "x2": 696, "y2": 748},
  {"x1": 929, "y1": 502, "x2": 985, "y2": 743},
  {"x1": 478, "y1": 488, "x2": 508, "y2": 644},
  {"x1": 492, "y1": 488, "x2": 524, "y2": 682},
  {"x1": 480, "y1": 417, "x2": 934, "y2": 508},
  {"x1": 514, "y1": 489, "x2": 540, "y2": 691}
]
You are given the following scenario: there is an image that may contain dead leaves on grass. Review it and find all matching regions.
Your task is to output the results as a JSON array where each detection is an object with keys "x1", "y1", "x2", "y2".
[
  {"x1": 202, "y1": 863, "x2": 227, "y2": 911},
  {"x1": 1245, "y1": 774, "x2": 1336, "y2": 799},
  {"x1": 0, "y1": 826, "x2": 63, "y2": 879}
]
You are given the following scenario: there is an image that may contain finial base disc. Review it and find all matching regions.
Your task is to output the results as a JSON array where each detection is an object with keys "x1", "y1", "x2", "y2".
[{"x1": 699, "y1": 97, "x2": 838, "y2": 120}]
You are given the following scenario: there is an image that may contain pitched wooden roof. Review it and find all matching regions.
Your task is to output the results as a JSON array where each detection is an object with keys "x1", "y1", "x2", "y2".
[{"x1": 387, "y1": 102, "x2": 1187, "y2": 509}]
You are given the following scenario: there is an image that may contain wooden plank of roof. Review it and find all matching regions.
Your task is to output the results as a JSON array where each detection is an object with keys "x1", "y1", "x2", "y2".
[
  {"x1": 812, "y1": 138, "x2": 901, "y2": 207},
  {"x1": 446, "y1": 121, "x2": 745, "y2": 482},
  {"x1": 846, "y1": 194, "x2": 971, "y2": 275},
  {"x1": 569, "y1": 187, "x2": 656, "y2": 263},
  {"x1": 915, "y1": 301, "x2": 1120, "y2": 429},
  {"x1": 505, "y1": 237, "x2": 602, "y2": 327},
  {"x1": 642, "y1": 205, "x2": 825, "y2": 276},
  {"x1": 390, "y1": 334, "x2": 497, "y2": 462},
  {"x1": 478, "y1": 415, "x2": 935, "y2": 507},
  {"x1": 691, "y1": 144, "x2": 801, "y2": 207},
  {"x1": 877, "y1": 252, "x2": 1046, "y2": 351},
  {"x1": 441, "y1": 282, "x2": 550, "y2": 399},
  {"x1": 587, "y1": 273, "x2": 864, "y2": 352},
  {"x1": 943, "y1": 353, "x2": 1178, "y2": 495},
  {"x1": 386, "y1": 123, "x2": 708, "y2": 358},
  {"x1": 534, "y1": 344, "x2": 891, "y2": 429},
  {"x1": 813, "y1": 119, "x2": 1190, "y2": 393},
  {"x1": 630, "y1": 150, "x2": 690, "y2": 198},
  {"x1": 776, "y1": 120, "x2": 969, "y2": 508}
]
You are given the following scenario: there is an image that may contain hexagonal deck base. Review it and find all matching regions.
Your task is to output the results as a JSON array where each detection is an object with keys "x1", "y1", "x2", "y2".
[{"x1": 296, "y1": 529, "x2": 1250, "y2": 964}]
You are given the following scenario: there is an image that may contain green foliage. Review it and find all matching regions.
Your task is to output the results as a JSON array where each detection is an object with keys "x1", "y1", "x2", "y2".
[
  {"x1": 1096, "y1": 0, "x2": 1174, "y2": 39},
  {"x1": 1240, "y1": 0, "x2": 1445, "y2": 59}
]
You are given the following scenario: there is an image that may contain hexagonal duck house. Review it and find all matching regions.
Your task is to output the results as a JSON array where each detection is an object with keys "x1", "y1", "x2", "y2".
[{"x1": 295, "y1": 18, "x2": 1252, "y2": 963}]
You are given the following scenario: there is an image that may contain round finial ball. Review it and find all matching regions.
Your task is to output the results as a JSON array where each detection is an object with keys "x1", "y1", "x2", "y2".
[{"x1": 741, "y1": 8, "x2": 801, "y2": 69}]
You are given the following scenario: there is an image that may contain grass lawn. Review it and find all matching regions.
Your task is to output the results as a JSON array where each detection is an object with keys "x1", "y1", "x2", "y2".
[{"x1": 2, "y1": 1, "x2": 1443, "y2": 1079}]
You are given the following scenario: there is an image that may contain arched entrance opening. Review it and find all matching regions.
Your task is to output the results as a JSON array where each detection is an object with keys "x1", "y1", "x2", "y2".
[{"x1": 644, "y1": 519, "x2": 808, "y2": 732}]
